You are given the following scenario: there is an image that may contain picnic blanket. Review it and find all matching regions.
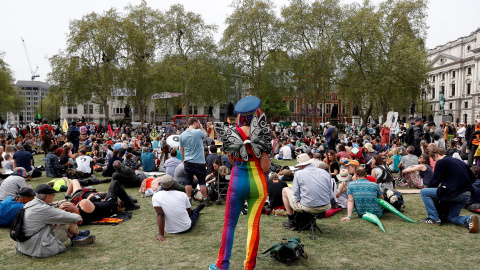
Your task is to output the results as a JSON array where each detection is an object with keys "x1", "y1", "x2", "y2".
[{"x1": 91, "y1": 212, "x2": 133, "y2": 226}]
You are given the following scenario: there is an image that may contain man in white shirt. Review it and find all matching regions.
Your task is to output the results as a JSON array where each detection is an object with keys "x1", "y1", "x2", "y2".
[
  {"x1": 152, "y1": 175, "x2": 205, "y2": 242},
  {"x1": 279, "y1": 141, "x2": 292, "y2": 160},
  {"x1": 67, "y1": 149, "x2": 93, "y2": 179},
  {"x1": 76, "y1": 149, "x2": 93, "y2": 175},
  {"x1": 457, "y1": 123, "x2": 466, "y2": 140}
]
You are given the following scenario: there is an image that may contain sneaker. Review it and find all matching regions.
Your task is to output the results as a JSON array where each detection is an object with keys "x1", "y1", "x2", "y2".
[
  {"x1": 125, "y1": 204, "x2": 141, "y2": 211},
  {"x1": 71, "y1": 235, "x2": 96, "y2": 247},
  {"x1": 209, "y1": 264, "x2": 220, "y2": 270},
  {"x1": 282, "y1": 219, "x2": 298, "y2": 230},
  {"x1": 203, "y1": 198, "x2": 212, "y2": 207},
  {"x1": 468, "y1": 215, "x2": 479, "y2": 233},
  {"x1": 420, "y1": 218, "x2": 441, "y2": 226},
  {"x1": 78, "y1": 230, "x2": 90, "y2": 237}
]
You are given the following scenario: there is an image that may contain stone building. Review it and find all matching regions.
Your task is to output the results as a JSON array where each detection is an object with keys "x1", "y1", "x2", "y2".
[{"x1": 427, "y1": 27, "x2": 480, "y2": 124}]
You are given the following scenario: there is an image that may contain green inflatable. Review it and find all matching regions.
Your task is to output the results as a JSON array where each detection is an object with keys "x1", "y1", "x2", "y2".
[
  {"x1": 362, "y1": 212, "x2": 386, "y2": 233},
  {"x1": 377, "y1": 198, "x2": 417, "y2": 223}
]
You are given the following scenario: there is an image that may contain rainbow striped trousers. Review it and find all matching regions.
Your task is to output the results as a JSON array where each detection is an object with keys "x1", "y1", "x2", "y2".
[{"x1": 215, "y1": 160, "x2": 267, "y2": 270}]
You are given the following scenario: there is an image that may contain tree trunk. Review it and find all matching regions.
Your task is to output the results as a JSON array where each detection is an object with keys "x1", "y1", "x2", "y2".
[
  {"x1": 362, "y1": 103, "x2": 374, "y2": 126},
  {"x1": 183, "y1": 79, "x2": 189, "y2": 117},
  {"x1": 104, "y1": 100, "x2": 110, "y2": 124}
]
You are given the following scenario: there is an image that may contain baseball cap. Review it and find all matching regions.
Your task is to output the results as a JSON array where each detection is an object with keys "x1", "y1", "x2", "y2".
[
  {"x1": 346, "y1": 159, "x2": 359, "y2": 167},
  {"x1": 415, "y1": 118, "x2": 423, "y2": 122},
  {"x1": 17, "y1": 187, "x2": 36, "y2": 197},
  {"x1": 36, "y1": 184, "x2": 58, "y2": 194},
  {"x1": 160, "y1": 175, "x2": 175, "y2": 189},
  {"x1": 427, "y1": 121, "x2": 436, "y2": 127}
]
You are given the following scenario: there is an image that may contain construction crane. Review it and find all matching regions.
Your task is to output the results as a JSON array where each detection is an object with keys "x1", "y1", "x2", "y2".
[{"x1": 21, "y1": 38, "x2": 40, "y2": 81}]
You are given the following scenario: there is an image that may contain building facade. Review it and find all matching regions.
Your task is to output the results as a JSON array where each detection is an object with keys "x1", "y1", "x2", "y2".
[
  {"x1": 427, "y1": 27, "x2": 480, "y2": 124},
  {"x1": 8, "y1": 80, "x2": 49, "y2": 125}
]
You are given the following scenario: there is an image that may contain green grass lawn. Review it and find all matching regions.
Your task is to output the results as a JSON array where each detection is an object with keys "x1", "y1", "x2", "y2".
[{"x1": 0, "y1": 157, "x2": 478, "y2": 269}]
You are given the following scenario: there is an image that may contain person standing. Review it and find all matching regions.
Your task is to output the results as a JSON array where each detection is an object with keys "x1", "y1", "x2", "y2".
[
  {"x1": 179, "y1": 117, "x2": 209, "y2": 204},
  {"x1": 67, "y1": 122, "x2": 80, "y2": 154},
  {"x1": 467, "y1": 119, "x2": 480, "y2": 167},
  {"x1": 39, "y1": 118, "x2": 54, "y2": 157},
  {"x1": 210, "y1": 96, "x2": 271, "y2": 270}
]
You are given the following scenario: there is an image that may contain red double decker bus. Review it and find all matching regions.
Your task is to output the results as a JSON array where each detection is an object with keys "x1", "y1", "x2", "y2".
[{"x1": 173, "y1": 115, "x2": 209, "y2": 126}]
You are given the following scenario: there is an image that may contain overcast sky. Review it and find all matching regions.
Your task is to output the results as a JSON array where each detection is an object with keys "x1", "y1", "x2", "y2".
[{"x1": 1, "y1": 0, "x2": 479, "y2": 82}]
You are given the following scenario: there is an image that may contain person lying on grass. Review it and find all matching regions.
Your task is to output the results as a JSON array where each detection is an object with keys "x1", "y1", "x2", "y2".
[{"x1": 59, "y1": 179, "x2": 140, "y2": 225}]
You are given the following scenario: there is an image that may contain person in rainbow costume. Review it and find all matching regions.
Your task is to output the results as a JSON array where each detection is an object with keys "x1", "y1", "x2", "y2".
[{"x1": 210, "y1": 96, "x2": 272, "y2": 270}]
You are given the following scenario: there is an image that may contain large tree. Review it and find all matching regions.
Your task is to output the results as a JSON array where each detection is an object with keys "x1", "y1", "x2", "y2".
[
  {"x1": 158, "y1": 4, "x2": 225, "y2": 116},
  {"x1": 221, "y1": 0, "x2": 282, "y2": 99},
  {"x1": 281, "y1": 0, "x2": 341, "y2": 125},
  {"x1": 337, "y1": 0, "x2": 429, "y2": 124},
  {"x1": 48, "y1": 9, "x2": 123, "y2": 123},
  {"x1": 0, "y1": 53, "x2": 25, "y2": 117},
  {"x1": 119, "y1": 5, "x2": 162, "y2": 125}
]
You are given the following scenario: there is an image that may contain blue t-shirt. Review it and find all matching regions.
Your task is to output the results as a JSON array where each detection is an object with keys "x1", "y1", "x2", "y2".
[
  {"x1": 13, "y1": 150, "x2": 33, "y2": 171},
  {"x1": 141, "y1": 152, "x2": 156, "y2": 172},
  {"x1": 179, "y1": 129, "x2": 206, "y2": 164},
  {"x1": 152, "y1": 140, "x2": 161, "y2": 149},
  {"x1": 0, "y1": 196, "x2": 24, "y2": 226},
  {"x1": 347, "y1": 179, "x2": 383, "y2": 218}
]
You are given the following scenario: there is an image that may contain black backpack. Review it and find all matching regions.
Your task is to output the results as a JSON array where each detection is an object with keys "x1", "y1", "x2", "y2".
[
  {"x1": 376, "y1": 165, "x2": 395, "y2": 183},
  {"x1": 405, "y1": 127, "x2": 414, "y2": 145},
  {"x1": 10, "y1": 205, "x2": 41, "y2": 242}
]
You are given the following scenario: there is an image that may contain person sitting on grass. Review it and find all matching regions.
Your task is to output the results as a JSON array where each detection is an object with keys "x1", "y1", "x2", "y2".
[
  {"x1": 419, "y1": 146, "x2": 478, "y2": 233},
  {"x1": 341, "y1": 166, "x2": 384, "y2": 222},
  {"x1": 152, "y1": 175, "x2": 205, "y2": 242},
  {"x1": 164, "y1": 149, "x2": 182, "y2": 177},
  {"x1": 112, "y1": 160, "x2": 145, "y2": 188},
  {"x1": 102, "y1": 149, "x2": 122, "y2": 177},
  {"x1": 0, "y1": 187, "x2": 36, "y2": 227},
  {"x1": 402, "y1": 153, "x2": 434, "y2": 187},
  {"x1": 60, "y1": 179, "x2": 140, "y2": 225},
  {"x1": 45, "y1": 145, "x2": 73, "y2": 178},
  {"x1": 0, "y1": 167, "x2": 31, "y2": 201},
  {"x1": 15, "y1": 184, "x2": 95, "y2": 258}
]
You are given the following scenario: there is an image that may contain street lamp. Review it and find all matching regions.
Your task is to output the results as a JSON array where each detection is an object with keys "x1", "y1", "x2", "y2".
[
  {"x1": 294, "y1": 96, "x2": 298, "y2": 123},
  {"x1": 421, "y1": 87, "x2": 425, "y2": 120}
]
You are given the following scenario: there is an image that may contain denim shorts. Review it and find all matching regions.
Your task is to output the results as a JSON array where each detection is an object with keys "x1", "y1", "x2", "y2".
[{"x1": 184, "y1": 161, "x2": 207, "y2": 186}]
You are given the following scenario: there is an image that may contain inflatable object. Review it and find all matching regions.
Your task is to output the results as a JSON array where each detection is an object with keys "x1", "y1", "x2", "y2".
[
  {"x1": 362, "y1": 212, "x2": 385, "y2": 233},
  {"x1": 377, "y1": 198, "x2": 417, "y2": 223}
]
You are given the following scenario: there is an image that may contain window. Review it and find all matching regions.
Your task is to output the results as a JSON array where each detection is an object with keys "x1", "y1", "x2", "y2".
[
  {"x1": 465, "y1": 101, "x2": 468, "y2": 108},
  {"x1": 451, "y1": 83, "x2": 455, "y2": 96},
  {"x1": 289, "y1": 100, "x2": 295, "y2": 112},
  {"x1": 452, "y1": 70, "x2": 455, "y2": 78},
  {"x1": 468, "y1": 67, "x2": 472, "y2": 75},
  {"x1": 326, "y1": 104, "x2": 331, "y2": 114},
  {"x1": 189, "y1": 106, "x2": 197, "y2": 115},
  {"x1": 449, "y1": 103, "x2": 452, "y2": 110},
  {"x1": 68, "y1": 106, "x2": 77, "y2": 114},
  {"x1": 84, "y1": 105, "x2": 88, "y2": 114},
  {"x1": 442, "y1": 73, "x2": 445, "y2": 80},
  {"x1": 432, "y1": 87, "x2": 435, "y2": 99},
  {"x1": 342, "y1": 104, "x2": 346, "y2": 114},
  {"x1": 89, "y1": 105, "x2": 93, "y2": 114},
  {"x1": 433, "y1": 76, "x2": 435, "y2": 82},
  {"x1": 467, "y1": 83, "x2": 471, "y2": 95},
  {"x1": 464, "y1": 114, "x2": 468, "y2": 124},
  {"x1": 99, "y1": 105, "x2": 104, "y2": 114}
]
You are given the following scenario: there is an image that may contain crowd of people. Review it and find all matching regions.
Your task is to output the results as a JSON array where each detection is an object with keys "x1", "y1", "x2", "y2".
[{"x1": 1, "y1": 113, "x2": 480, "y2": 269}]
